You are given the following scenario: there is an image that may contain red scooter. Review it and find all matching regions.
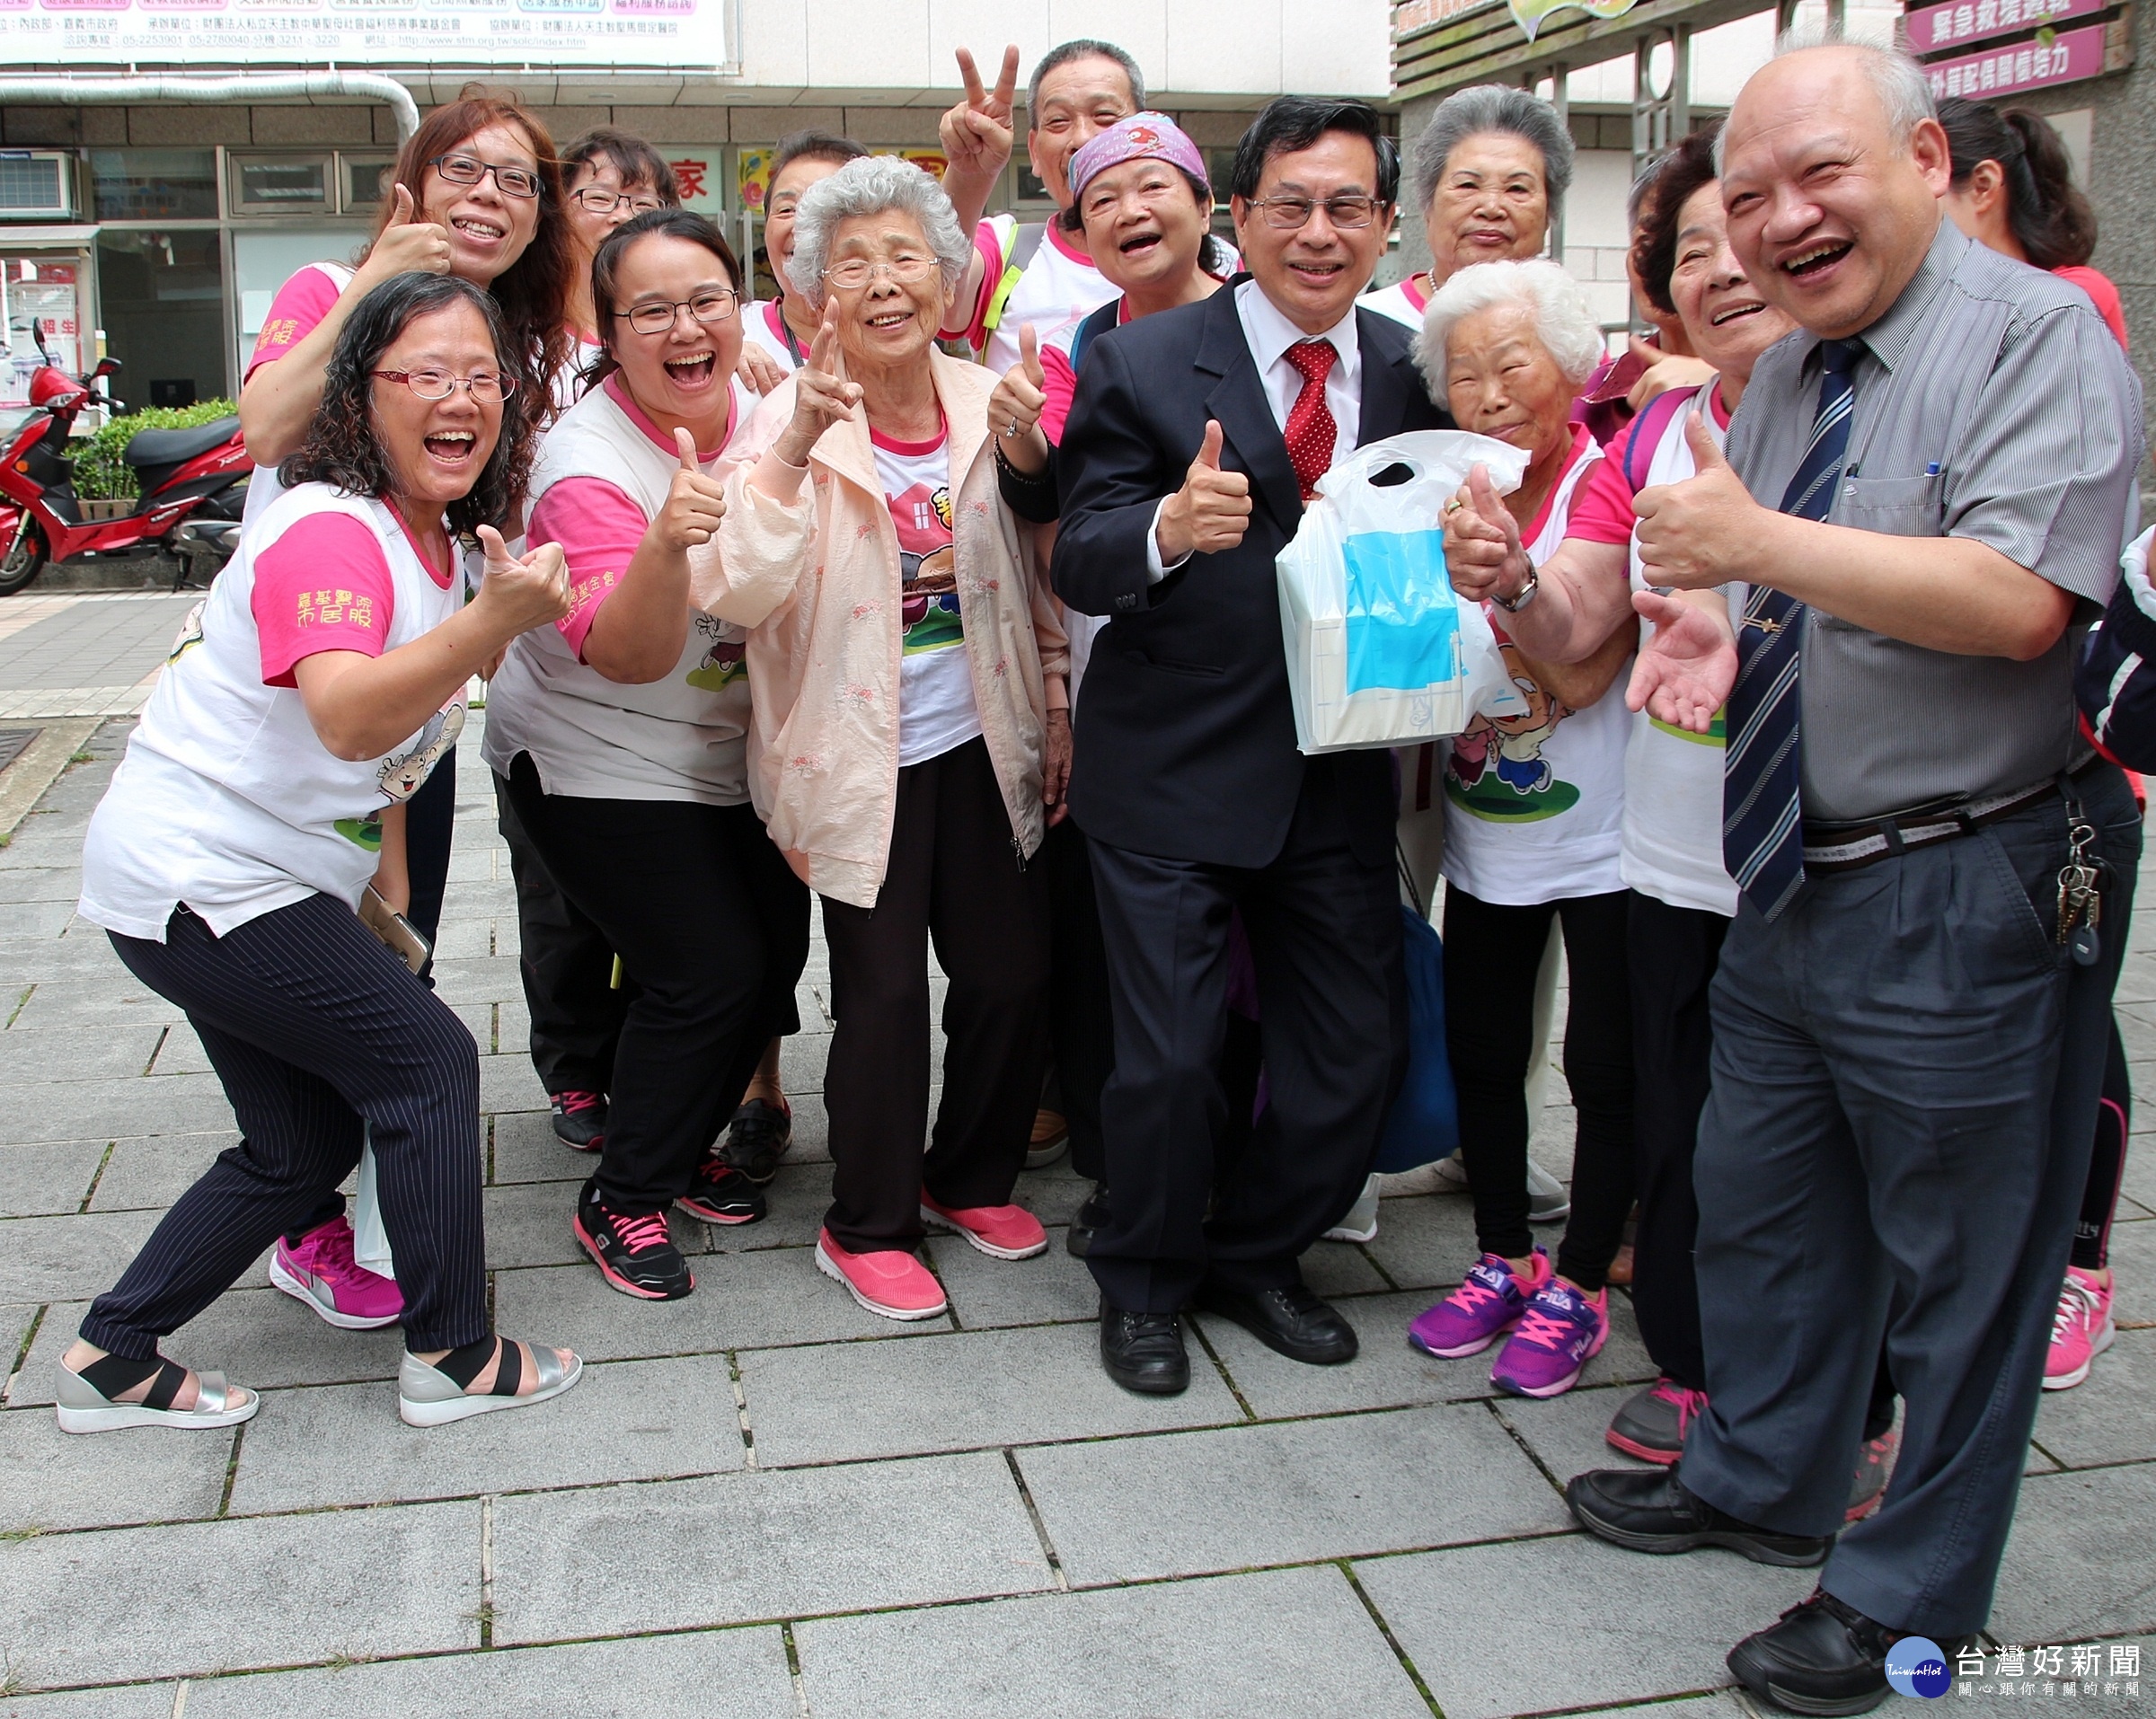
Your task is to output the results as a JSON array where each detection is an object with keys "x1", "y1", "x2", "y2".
[{"x1": 0, "y1": 324, "x2": 252, "y2": 595}]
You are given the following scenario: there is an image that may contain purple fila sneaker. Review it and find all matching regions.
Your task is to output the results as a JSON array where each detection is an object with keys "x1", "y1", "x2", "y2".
[
  {"x1": 1408, "y1": 1247, "x2": 1551, "y2": 1359},
  {"x1": 1491, "y1": 1279, "x2": 1609, "y2": 1397}
]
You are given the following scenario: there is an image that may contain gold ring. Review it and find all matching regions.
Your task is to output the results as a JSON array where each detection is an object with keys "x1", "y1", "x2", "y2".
[{"x1": 1444, "y1": 498, "x2": 1463, "y2": 516}]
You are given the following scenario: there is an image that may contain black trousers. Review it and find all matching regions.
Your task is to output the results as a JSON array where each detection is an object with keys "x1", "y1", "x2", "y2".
[
  {"x1": 404, "y1": 743, "x2": 457, "y2": 945},
  {"x1": 493, "y1": 771, "x2": 629, "y2": 1096},
  {"x1": 819, "y1": 738, "x2": 1050, "y2": 1252},
  {"x1": 1085, "y1": 763, "x2": 1405, "y2": 1312},
  {"x1": 1444, "y1": 884, "x2": 1635, "y2": 1286},
  {"x1": 504, "y1": 753, "x2": 808, "y2": 1215},
  {"x1": 86, "y1": 895, "x2": 489, "y2": 1356},
  {"x1": 2073, "y1": 1016, "x2": 2132, "y2": 1270},
  {"x1": 1627, "y1": 890, "x2": 1728, "y2": 1389},
  {"x1": 1044, "y1": 815, "x2": 1115, "y2": 1184}
]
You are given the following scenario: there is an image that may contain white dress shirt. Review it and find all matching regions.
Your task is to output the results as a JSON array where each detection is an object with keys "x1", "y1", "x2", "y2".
[{"x1": 1148, "y1": 281, "x2": 1365, "y2": 577}]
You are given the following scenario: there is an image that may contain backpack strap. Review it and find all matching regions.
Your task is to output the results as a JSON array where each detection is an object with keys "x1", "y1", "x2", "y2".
[
  {"x1": 1623, "y1": 383, "x2": 1702, "y2": 493},
  {"x1": 981, "y1": 222, "x2": 1047, "y2": 338},
  {"x1": 1066, "y1": 298, "x2": 1121, "y2": 377}
]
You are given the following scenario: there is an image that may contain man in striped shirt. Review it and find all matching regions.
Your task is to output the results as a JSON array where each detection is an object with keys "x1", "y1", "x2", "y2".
[{"x1": 1555, "y1": 36, "x2": 2143, "y2": 1713}]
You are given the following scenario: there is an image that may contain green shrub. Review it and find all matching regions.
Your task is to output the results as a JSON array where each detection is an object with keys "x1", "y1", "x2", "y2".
[{"x1": 71, "y1": 399, "x2": 239, "y2": 500}]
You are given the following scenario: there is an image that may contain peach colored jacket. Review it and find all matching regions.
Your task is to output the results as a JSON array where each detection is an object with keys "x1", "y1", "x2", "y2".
[{"x1": 688, "y1": 350, "x2": 1069, "y2": 910}]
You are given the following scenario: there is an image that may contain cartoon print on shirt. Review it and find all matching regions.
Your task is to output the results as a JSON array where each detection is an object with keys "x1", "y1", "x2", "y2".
[
  {"x1": 334, "y1": 700, "x2": 466, "y2": 849},
  {"x1": 1445, "y1": 637, "x2": 1583, "y2": 821},
  {"x1": 685, "y1": 611, "x2": 747, "y2": 692},
  {"x1": 895, "y1": 480, "x2": 962, "y2": 656}
]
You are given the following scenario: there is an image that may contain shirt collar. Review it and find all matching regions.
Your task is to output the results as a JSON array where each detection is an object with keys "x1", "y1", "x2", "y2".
[
  {"x1": 1808, "y1": 215, "x2": 1962, "y2": 377},
  {"x1": 1234, "y1": 278, "x2": 1361, "y2": 385}
]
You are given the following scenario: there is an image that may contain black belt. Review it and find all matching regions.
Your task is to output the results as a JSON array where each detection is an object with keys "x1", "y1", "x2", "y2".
[{"x1": 1799, "y1": 754, "x2": 2103, "y2": 875}]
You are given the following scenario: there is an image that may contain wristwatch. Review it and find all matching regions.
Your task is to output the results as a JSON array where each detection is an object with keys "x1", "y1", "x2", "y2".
[{"x1": 1490, "y1": 564, "x2": 1539, "y2": 613}]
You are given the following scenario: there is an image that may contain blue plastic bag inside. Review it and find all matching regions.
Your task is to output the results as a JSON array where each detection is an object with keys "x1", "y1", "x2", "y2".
[
  {"x1": 1342, "y1": 530, "x2": 1461, "y2": 695},
  {"x1": 1374, "y1": 904, "x2": 1461, "y2": 1174}
]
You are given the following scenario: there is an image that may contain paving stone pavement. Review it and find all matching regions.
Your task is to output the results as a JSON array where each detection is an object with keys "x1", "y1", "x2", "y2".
[{"x1": 0, "y1": 693, "x2": 2147, "y2": 1715}]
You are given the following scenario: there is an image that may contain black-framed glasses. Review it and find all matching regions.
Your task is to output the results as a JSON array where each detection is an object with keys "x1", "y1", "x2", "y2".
[
  {"x1": 614, "y1": 290, "x2": 740, "y2": 336},
  {"x1": 429, "y1": 154, "x2": 543, "y2": 199},
  {"x1": 821, "y1": 256, "x2": 940, "y2": 291},
  {"x1": 571, "y1": 187, "x2": 665, "y2": 216},
  {"x1": 1249, "y1": 193, "x2": 1382, "y2": 230},
  {"x1": 373, "y1": 367, "x2": 517, "y2": 404}
]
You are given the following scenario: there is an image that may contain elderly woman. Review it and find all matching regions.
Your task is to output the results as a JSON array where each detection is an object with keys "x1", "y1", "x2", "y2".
[
  {"x1": 1403, "y1": 258, "x2": 1639, "y2": 1401},
  {"x1": 486, "y1": 209, "x2": 811, "y2": 1301},
  {"x1": 67, "y1": 273, "x2": 581, "y2": 1432},
  {"x1": 697, "y1": 156, "x2": 1070, "y2": 1321}
]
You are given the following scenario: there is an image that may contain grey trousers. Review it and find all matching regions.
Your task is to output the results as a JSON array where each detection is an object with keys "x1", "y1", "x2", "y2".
[{"x1": 1677, "y1": 764, "x2": 2139, "y2": 1637}]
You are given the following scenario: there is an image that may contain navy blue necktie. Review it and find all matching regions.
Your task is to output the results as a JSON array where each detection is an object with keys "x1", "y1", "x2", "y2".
[{"x1": 1722, "y1": 337, "x2": 1864, "y2": 920}]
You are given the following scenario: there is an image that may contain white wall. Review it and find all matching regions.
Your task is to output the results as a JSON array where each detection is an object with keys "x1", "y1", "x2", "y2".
[{"x1": 730, "y1": 0, "x2": 1395, "y2": 103}]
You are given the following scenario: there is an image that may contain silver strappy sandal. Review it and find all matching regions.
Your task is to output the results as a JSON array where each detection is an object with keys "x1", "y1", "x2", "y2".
[
  {"x1": 398, "y1": 1334, "x2": 581, "y2": 1428},
  {"x1": 55, "y1": 1353, "x2": 259, "y2": 1435}
]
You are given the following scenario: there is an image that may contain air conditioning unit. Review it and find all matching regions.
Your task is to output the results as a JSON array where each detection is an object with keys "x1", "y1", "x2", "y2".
[{"x1": 0, "y1": 152, "x2": 75, "y2": 221}]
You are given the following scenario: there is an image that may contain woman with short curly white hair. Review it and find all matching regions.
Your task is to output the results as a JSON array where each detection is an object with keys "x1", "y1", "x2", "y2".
[
  {"x1": 1403, "y1": 256, "x2": 1643, "y2": 1402},
  {"x1": 691, "y1": 154, "x2": 1072, "y2": 1320}
]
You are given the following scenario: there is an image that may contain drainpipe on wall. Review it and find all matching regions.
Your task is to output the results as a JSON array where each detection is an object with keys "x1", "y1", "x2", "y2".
[{"x1": 0, "y1": 71, "x2": 420, "y2": 141}]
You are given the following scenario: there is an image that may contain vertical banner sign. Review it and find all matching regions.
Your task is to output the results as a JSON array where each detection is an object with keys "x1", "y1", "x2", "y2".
[{"x1": 0, "y1": 0, "x2": 730, "y2": 68}]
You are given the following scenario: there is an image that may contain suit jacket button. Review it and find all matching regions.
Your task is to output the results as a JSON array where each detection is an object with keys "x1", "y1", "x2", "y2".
[{"x1": 1117, "y1": 594, "x2": 1136, "y2": 611}]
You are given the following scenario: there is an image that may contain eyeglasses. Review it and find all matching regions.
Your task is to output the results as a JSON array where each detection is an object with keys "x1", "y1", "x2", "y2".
[
  {"x1": 429, "y1": 154, "x2": 543, "y2": 199},
  {"x1": 1248, "y1": 194, "x2": 1383, "y2": 230},
  {"x1": 821, "y1": 256, "x2": 941, "y2": 291},
  {"x1": 614, "y1": 290, "x2": 740, "y2": 336},
  {"x1": 571, "y1": 187, "x2": 665, "y2": 216},
  {"x1": 373, "y1": 368, "x2": 517, "y2": 404}
]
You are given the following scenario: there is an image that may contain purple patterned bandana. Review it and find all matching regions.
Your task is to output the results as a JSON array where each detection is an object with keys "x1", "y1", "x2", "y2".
[{"x1": 1067, "y1": 112, "x2": 1210, "y2": 205}]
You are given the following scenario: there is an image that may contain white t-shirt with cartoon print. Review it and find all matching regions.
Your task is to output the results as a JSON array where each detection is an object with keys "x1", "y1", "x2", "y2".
[
  {"x1": 80, "y1": 483, "x2": 465, "y2": 939},
  {"x1": 871, "y1": 422, "x2": 982, "y2": 768}
]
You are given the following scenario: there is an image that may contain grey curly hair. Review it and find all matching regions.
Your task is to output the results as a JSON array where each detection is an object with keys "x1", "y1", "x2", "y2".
[
  {"x1": 1409, "y1": 84, "x2": 1576, "y2": 218},
  {"x1": 783, "y1": 155, "x2": 974, "y2": 311},
  {"x1": 1416, "y1": 258, "x2": 1606, "y2": 395}
]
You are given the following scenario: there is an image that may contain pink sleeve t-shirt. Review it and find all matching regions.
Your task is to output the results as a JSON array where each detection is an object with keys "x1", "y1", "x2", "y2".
[
  {"x1": 247, "y1": 263, "x2": 349, "y2": 381},
  {"x1": 527, "y1": 479, "x2": 651, "y2": 659},
  {"x1": 248, "y1": 507, "x2": 451, "y2": 686},
  {"x1": 1562, "y1": 383, "x2": 1727, "y2": 547}
]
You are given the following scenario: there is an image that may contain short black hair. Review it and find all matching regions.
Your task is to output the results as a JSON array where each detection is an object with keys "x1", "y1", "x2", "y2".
[
  {"x1": 1229, "y1": 97, "x2": 1399, "y2": 207},
  {"x1": 560, "y1": 127, "x2": 680, "y2": 205},
  {"x1": 773, "y1": 128, "x2": 870, "y2": 181},
  {"x1": 1631, "y1": 122, "x2": 1722, "y2": 317}
]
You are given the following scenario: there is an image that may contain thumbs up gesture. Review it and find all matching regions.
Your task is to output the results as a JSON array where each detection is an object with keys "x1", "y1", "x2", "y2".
[
  {"x1": 987, "y1": 322, "x2": 1051, "y2": 475},
  {"x1": 1631, "y1": 413, "x2": 1759, "y2": 590},
  {"x1": 1441, "y1": 462, "x2": 1533, "y2": 604},
  {"x1": 656, "y1": 426, "x2": 728, "y2": 551},
  {"x1": 355, "y1": 183, "x2": 453, "y2": 294},
  {"x1": 1155, "y1": 419, "x2": 1254, "y2": 563}
]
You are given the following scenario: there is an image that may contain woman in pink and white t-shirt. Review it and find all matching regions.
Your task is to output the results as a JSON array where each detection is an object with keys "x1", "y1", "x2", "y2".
[
  {"x1": 484, "y1": 211, "x2": 810, "y2": 1306},
  {"x1": 67, "y1": 274, "x2": 582, "y2": 1435},
  {"x1": 738, "y1": 128, "x2": 868, "y2": 381}
]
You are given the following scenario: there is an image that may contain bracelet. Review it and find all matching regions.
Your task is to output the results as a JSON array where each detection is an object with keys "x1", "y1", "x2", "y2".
[
  {"x1": 994, "y1": 440, "x2": 1055, "y2": 489},
  {"x1": 769, "y1": 445, "x2": 810, "y2": 472}
]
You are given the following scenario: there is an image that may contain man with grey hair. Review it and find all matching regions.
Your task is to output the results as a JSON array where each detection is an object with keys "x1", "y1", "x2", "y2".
[
  {"x1": 1550, "y1": 37, "x2": 2143, "y2": 1711},
  {"x1": 932, "y1": 39, "x2": 1148, "y2": 374}
]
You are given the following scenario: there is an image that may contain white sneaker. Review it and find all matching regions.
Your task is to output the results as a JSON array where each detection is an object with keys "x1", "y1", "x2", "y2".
[
  {"x1": 1427, "y1": 1150, "x2": 1570, "y2": 1222},
  {"x1": 1323, "y1": 1173, "x2": 1382, "y2": 1243}
]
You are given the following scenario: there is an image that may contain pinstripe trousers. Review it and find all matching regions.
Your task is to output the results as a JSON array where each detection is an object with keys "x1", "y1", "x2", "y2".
[{"x1": 84, "y1": 895, "x2": 488, "y2": 1357}]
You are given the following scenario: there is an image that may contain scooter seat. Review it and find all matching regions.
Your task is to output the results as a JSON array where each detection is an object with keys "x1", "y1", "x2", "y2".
[{"x1": 123, "y1": 418, "x2": 239, "y2": 467}]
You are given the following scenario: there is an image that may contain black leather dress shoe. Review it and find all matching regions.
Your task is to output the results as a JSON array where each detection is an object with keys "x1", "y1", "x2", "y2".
[
  {"x1": 1194, "y1": 1281, "x2": 1357, "y2": 1364},
  {"x1": 1099, "y1": 1302, "x2": 1188, "y2": 1395},
  {"x1": 1729, "y1": 1589, "x2": 1949, "y2": 1715},
  {"x1": 1566, "y1": 1468, "x2": 1833, "y2": 1567},
  {"x1": 1066, "y1": 1186, "x2": 1109, "y2": 1259}
]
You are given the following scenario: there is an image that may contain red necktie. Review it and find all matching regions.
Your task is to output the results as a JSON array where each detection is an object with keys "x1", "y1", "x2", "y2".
[{"x1": 1283, "y1": 339, "x2": 1339, "y2": 501}]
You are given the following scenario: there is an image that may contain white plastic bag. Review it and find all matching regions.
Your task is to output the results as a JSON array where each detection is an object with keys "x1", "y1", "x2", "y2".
[
  {"x1": 351, "y1": 1131, "x2": 394, "y2": 1280},
  {"x1": 1276, "y1": 429, "x2": 1530, "y2": 754}
]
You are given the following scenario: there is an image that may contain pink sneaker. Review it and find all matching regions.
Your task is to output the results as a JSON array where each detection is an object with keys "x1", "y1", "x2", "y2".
[
  {"x1": 270, "y1": 1215, "x2": 402, "y2": 1329},
  {"x1": 815, "y1": 1229, "x2": 949, "y2": 1321},
  {"x1": 1407, "y1": 1247, "x2": 1551, "y2": 1359},
  {"x1": 1490, "y1": 1279, "x2": 1608, "y2": 1398},
  {"x1": 919, "y1": 1194, "x2": 1048, "y2": 1260},
  {"x1": 2044, "y1": 1266, "x2": 2116, "y2": 1390}
]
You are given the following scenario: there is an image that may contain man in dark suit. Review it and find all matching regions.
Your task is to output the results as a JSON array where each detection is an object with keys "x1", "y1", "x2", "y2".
[{"x1": 1053, "y1": 96, "x2": 1449, "y2": 1394}]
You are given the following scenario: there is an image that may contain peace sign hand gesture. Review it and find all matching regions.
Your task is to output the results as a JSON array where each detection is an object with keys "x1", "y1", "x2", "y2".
[
  {"x1": 940, "y1": 45, "x2": 1019, "y2": 183},
  {"x1": 774, "y1": 303, "x2": 863, "y2": 467}
]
